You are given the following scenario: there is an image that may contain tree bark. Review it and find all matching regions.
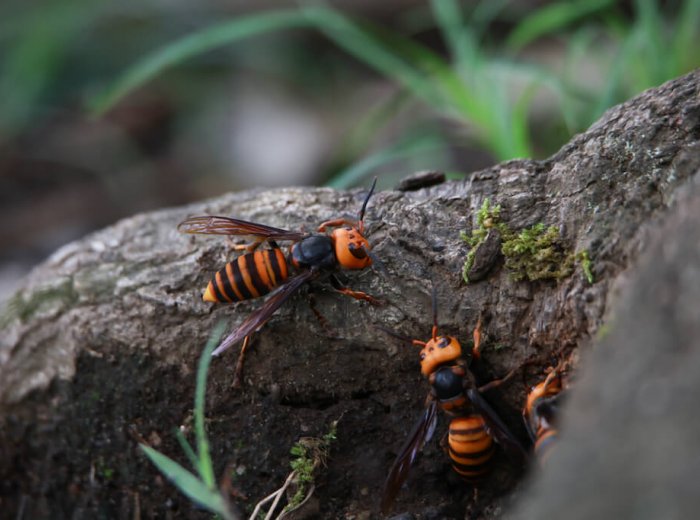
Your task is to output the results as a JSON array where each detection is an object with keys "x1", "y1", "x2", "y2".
[
  {"x1": 509, "y1": 150, "x2": 700, "y2": 520},
  {"x1": 1, "y1": 69, "x2": 699, "y2": 519}
]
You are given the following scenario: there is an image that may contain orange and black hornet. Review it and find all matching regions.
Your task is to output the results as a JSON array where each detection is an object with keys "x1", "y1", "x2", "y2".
[
  {"x1": 178, "y1": 178, "x2": 382, "y2": 383},
  {"x1": 523, "y1": 362, "x2": 567, "y2": 465},
  {"x1": 380, "y1": 289, "x2": 526, "y2": 513}
]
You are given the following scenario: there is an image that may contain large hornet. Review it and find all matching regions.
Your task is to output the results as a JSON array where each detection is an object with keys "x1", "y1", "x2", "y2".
[
  {"x1": 178, "y1": 179, "x2": 381, "y2": 384},
  {"x1": 380, "y1": 289, "x2": 526, "y2": 514},
  {"x1": 523, "y1": 360, "x2": 568, "y2": 465}
]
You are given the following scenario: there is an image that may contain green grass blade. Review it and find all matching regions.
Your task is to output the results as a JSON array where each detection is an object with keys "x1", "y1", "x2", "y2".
[
  {"x1": 0, "y1": 1, "x2": 99, "y2": 134},
  {"x1": 670, "y1": 0, "x2": 700, "y2": 73},
  {"x1": 632, "y1": 0, "x2": 665, "y2": 87},
  {"x1": 335, "y1": 89, "x2": 415, "y2": 166},
  {"x1": 302, "y1": 6, "x2": 445, "y2": 110},
  {"x1": 194, "y1": 321, "x2": 227, "y2": 488},
  {"x1": 328, "y1": 14, "x2": 495, "y2": 154},
  {"x1": 560, "y1": 28, "x2": 597, "y2": 132},
  {"x1": 510, "y1": 80, "x2": 538, "y2": 158},
  {"x1": 370, "y1": 7, "x2": 535, "y2": 159},
  {"x1": 479, "y1": 60, "x2": 550, "y2": 158},
  {"x1": 140, "y1": 445, "x2": 232, "y2": 518},
  {"x1": 384, "y1": 35, "x2": 483, "y2": 124},
  {"x1": 303, "y1": 1, "x2": 503, "y2": 149},
  {"x1": 89, "y1": 10, "x2": 311, "y2": 115},
  {"x1": 470, "y1": 0, "x2": 511, "y2": 40},
  {"x1": 308, "y1": 4, "x2": 525, "y2": 159},
  {"x1": 592, "y1": 34, "x2": 634, "y2": 121},
  {"x1": 175, "y1": 428, "x2": 199, "y2": 471},
  {"x1": 0, "y1": 24, "x2": 67, "y2": 132},
  {"x1": 430, "y1": 0, "x2": 473, "y2": 68},
  {"x1": 506, "y1": 0, "x2": 617, "y2": 51},
  {"x1": 484, "y1": 73, "x2": 531, "y2": 159}
]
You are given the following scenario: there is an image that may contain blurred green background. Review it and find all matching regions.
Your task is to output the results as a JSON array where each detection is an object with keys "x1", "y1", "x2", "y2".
[{"x1": 1, "y1": 0, "x2": 698, "y2": 300}]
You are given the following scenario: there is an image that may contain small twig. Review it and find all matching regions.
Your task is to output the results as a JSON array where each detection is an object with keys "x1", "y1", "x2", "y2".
[
  {"x1": 264, "y1": 471, "x2": 295, "y2": 520},
  {"x1": 277, "y1": 484, "x2": 316, "y2": 519},
  {"x1": 248, "y1": 470, "x2": 297, "y2": 520},
  {"x1": 250, "y1": 417, "x2": 339, "y2": 519}
]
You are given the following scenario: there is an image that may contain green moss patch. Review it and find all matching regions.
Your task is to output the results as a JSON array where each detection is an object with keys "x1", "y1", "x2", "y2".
[
  {"x1": 460, "y1": 199, "x2": 507, "y2": 282},
  {"x1": 501, "y1": 223, "x2": 573, "y2": 281},
  {"x1": 461, "y1": 199, "x2": 594, "y2": 284}
]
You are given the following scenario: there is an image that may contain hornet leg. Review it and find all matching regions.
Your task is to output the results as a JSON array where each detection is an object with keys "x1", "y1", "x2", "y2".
[
  {"x1": 329, "y1": 274, "x2": 382, "y2": 305},
  {"x1": 232, "y1": 334, "x2": 253, "y2": 389},
  {"x1": 477, "y1": 364, "x2": 522, "y2": 393},
  {"x1": 308, "y1": 291, "x2": 338, "y2": 338}
]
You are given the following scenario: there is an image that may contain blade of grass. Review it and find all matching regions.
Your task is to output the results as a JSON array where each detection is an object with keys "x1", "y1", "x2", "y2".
[
  {"x1": 431, "y1": 0, "x2": 477, "y2": 70},
  {"x1": 194, "y1": 321, "x2": 227, "y2": 488},
  {"x1": 510, "y1": 80, "x2": 539, "y2": 158},
  {"x1": 140, "y1": 445, "x2": 233, "y2": 518},
  {"x1": 506, "y1": 0, "x2": 617, "y2": 51},
  {"x1": 431, "y1": 0, "x2": 533, "y2": 157},
  {"x1": 306, "y1": 1, "x2": 517, "y2": 158},
  {"x1": 483, "y1": 70, "x2": 529, "y2": 159},
  {"x1": 560, "y1": 26, "x2": 601, "y2": 131},
  {"x1": 89, "y1": 10, "x2": 312, "y2": 115},
  {"x1": 0, "y1": 0, "x2": 101, "y2": 133},
  {"x1": 302, "y1": 6, "x2": 446, "y2": 110},
  {"x1": 473, "y1": 60, "x2": 542, "y2": 158},
  {"x1": 175, "y1": 428, "x2": 199, "y2": 471},
  {"x1": 305, "y1": 4, "x2": 514, "y2": 159},
  {"x1": 89, "y1": 1, "x2": 535, "y2": 161},
  {"x1": 312, "y1": 8, "x2": 498, "y2": 154},
  {"x1": 670, "y1": 0, "x2": 700, "y2": 73},
  {"x1": 470, "y1": 0, "x2": 511, "y2": 41},
  {"x1": 0, "y1": 25, "x2": 67, "y2": 132},
  {"x1": 591, "y1": 32, "x2": 635, "y2": 121},
  {"x1": 632, "y1": 0, "x2": 665, "y2": 88},
  {"x1": 334, "y1": 89, "x2": 416, "y2": 168}
]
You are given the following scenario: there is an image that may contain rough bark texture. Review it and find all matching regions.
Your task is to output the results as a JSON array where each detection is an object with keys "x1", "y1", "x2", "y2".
[
  {"x1": 509, "y1": 155, "x2": 700, "y2": 520},
  {"x1": 1, "y1": 70, "x2": 699, "y2": 519}
]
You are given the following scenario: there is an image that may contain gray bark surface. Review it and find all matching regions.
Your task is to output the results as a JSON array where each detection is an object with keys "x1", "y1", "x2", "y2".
[
  {"x1": 510, "y1": 173, "x2": 700, "y2": 520},
  {"x1": 1, "y1": 70, "x2": 699, "y2": 519}
]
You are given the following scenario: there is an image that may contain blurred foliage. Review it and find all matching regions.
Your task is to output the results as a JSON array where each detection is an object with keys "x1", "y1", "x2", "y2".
[
  {"x1": 0, "y1": 1, "x2": 159, "y2": 135},
  {"x1": 1, "y1": 0, "x2": 699, "y2": 189}
]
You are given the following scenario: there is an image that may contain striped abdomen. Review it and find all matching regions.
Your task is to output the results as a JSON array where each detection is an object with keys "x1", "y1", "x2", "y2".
[
  {"x1": 534, "y1": 425, "x2": 557, "y2": 463},
  {"x1": 524, "y1": 374, "x2": 563, "y2": 464},
  {"x1": 448, "y1": 414, "x2": 495, "y2": 481},
  {"x1": 203, "y1": 248, "x2": 288, "y2": 302}
]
